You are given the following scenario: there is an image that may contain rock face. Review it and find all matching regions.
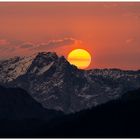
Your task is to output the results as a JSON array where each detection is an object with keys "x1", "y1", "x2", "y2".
[{"x1": 0, "y1": 52, "x2": 140, "y2": 113}]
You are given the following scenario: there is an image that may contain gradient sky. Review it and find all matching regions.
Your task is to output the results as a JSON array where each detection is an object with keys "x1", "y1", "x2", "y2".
[{"x1": 0, "y1": 2, "x2": 140, "y2": 70}]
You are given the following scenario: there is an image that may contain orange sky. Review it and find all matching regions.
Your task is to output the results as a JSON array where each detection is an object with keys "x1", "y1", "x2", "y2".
[{"x1": 0, "y1": 2, "x2": 140, "y2": 70}]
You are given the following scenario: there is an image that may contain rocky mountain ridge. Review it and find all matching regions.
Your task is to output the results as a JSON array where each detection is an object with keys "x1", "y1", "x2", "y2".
[{"x1": 0, "y1": 52, "x2": 140, "y2": 113}]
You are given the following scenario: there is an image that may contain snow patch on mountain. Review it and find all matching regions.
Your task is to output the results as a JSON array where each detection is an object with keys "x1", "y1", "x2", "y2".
[
  {"x1": 0, "y1": 54, "x2": 36, "y2": 83},
  {"x1": 37, "y1": 62, "x2": 54, "y2": 75}
]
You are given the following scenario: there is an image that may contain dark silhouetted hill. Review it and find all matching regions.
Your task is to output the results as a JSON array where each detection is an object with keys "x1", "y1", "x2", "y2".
[
  {"x1": 0, "y1": 85, "x2": 63, "y2": 137},
  {"x1": 0, "y1": 86, "x2": 140, "y2": 138},
  {"x1": 38, "y1": 88, "x2": 140, "y2": 138}
]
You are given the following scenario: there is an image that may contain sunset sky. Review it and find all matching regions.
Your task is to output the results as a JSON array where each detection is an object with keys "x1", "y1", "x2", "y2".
[{"x1": 0, "y1": 2, "x2": 140, "y2": 70}]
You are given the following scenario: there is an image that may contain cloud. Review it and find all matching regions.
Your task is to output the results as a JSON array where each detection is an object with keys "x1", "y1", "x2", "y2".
[
  {"x1": 0, "y1": 37, "x2": 81, "y2": 58},
  {"x1": 0, "y1": 39, "x2": 15, "y2": 53},
  {"x1": 0, "y1": 39, "x2": 9, "y2": 45},
  {"x1": 0, "y1": 38, "x2": 25, "y2": 58},
  {"x1": 0, "y1": 38, "x2": 25, "y2": 53},
  {"x1": 10, "y1": 39, "x2": 25, "y2": 46},
  {"x1": 20, "y1": 42, "x2": 34, "y2": 49},
  {"x1": 0, "y1": 46, "x2": 15, "y2": 52},
  {"x1": 35, "y1": 38, "x2": 77, "y2": 50}
]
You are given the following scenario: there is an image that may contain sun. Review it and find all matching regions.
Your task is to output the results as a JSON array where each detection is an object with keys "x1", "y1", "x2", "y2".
[{"x1": 67, "y1": 49, "x2": 91, "y2": 69}]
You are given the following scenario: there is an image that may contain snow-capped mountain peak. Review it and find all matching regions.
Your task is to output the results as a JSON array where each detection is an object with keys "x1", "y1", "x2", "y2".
[
  {"x1": 0, "y1": 52, "x2": 60, "y2": 83},
  {"x1": 0, "y1": 54, "x2": 36, "y2": 83},
  {"x1": 0, "y1": 52, "x2": 140, "y2": 113}
]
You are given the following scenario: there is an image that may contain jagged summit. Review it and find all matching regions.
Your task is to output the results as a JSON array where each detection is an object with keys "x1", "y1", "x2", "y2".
[
  {"x1": 35, "y1": 52, "x2": 58, "y2": 61},
  {"x1": 0, "y1": 52, "x2": 140, "y2": 113},
  {"x1": 26, "y1": 52, "x2": 76, "y2": 77},
  {"x1": 0, "y1": 52, "x2": 74, "y2": 83},
  {"x1": 34, "y1": 51, "x2": 69, "y2": 65}
]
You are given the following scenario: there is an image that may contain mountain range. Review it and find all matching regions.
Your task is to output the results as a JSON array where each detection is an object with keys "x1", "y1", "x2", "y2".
[
  {"x1": 0, "y1": 52, "x2": 140, "y2": 113},
  {"x1": 0, "y1": 86, "x2": 140, "y2": 137},
  {"x1": 0, "y1": 51, "x2": 140, "y2": 137},
  {"x1": 43, "y1": 88, "x2": 140, "y2": 138}
]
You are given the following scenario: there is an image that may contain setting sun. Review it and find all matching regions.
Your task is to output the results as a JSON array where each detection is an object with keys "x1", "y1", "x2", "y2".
[{"x1": 67, "y1": 49, "x2": 91, "y2": 69}]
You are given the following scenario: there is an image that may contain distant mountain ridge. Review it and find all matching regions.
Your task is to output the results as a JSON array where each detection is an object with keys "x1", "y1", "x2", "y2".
[
  {"x1": 0, "y1": 52, "x2": 140, "y2": 113},
  {"x1": 0, "y1": 87, "x2": 140, "y2": 137}
]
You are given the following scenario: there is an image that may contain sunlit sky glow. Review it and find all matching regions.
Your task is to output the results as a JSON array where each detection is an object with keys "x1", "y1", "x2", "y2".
[{"x1": 0, "y1": 2, "x2": 140, "y2": 70}]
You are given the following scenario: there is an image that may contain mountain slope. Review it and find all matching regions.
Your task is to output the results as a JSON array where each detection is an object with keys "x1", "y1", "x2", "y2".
[
  {"x1": 40, "y1": 88, "x2": 140, "y2": 138},
  {"x1": 0, "y1": 85, "x2": 63, "y2": 137},
  {"x1": 0, "y1": 55, "x2": 36, "y2": 84},
  {"x1": 0, "y1": 52, "x2": 140, "y2": 113},
  {"x1": 0, "y1": 88, "x2": 140, "y2": 137}
]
